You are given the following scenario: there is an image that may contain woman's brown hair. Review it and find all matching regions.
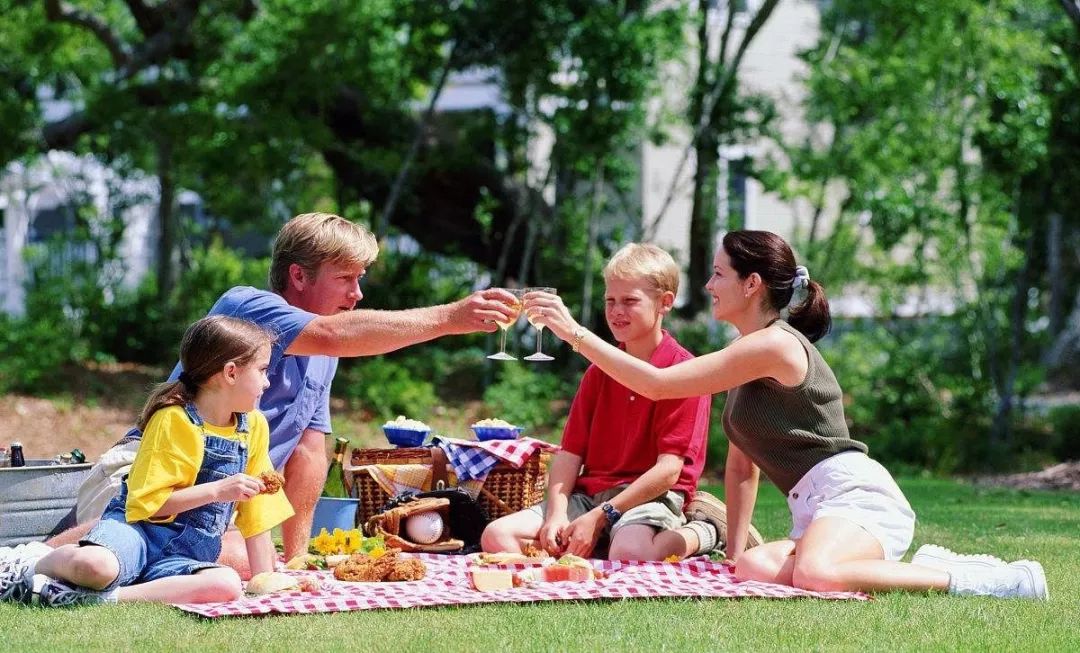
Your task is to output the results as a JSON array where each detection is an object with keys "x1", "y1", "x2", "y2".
[
  {"x1": 722, "y1": 230, "x2": 831, "y2": 342},
  {"x1": 136, "y1": 316, "x2": 276, "y2": 429}
]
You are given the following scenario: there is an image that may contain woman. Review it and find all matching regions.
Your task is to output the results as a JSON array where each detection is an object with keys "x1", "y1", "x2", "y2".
[{"x1": 524, "y1": 230, "x2": 1046, "y2": 599}]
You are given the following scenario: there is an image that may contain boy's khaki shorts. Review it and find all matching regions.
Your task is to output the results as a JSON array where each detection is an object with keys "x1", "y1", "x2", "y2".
[{"x1": 529, "y1": 484, "x2": 686, "y2": 537}]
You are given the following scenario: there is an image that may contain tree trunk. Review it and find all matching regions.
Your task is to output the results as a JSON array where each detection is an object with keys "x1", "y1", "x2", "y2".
[
  {"x1": 685, "y1": 135, "x2": 719, "y2": 316},
  {"x1": 990, "y1": 228, "x2": 1036, "y2": 447},
  {"x1": 1047, "y1": 212, "x2": 1064, "y2": 339},
  {"x1": 580, "y1": 166, "x2": 604, "y2": 332}
]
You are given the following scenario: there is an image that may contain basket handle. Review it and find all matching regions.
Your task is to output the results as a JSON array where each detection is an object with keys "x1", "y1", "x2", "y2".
[{"x1": 429, "y1": 446, "x2": 450, "y2": 490}]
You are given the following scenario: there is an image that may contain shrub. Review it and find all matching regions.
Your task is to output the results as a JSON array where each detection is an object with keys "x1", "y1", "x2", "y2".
[
  {"x1": 96, "y1": 243, "x2": 270, "y2": 364},
  {"x1": 334, "y1": 357, "x2": 438, "y2": 421},
  {"x1": 0, "y1": 313, "x2": 85, "y2": 394},
  {"x1": 1047, "y1": 405, "x2": 1080, "y2": 461},
  {"x1": 481, "y1": 364, "x2": 573, "y2": 434}
]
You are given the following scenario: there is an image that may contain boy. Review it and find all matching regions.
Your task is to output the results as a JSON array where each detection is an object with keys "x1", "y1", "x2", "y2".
[{"x1": 482, "y1": 243, "x2": 742, "y2": 560}]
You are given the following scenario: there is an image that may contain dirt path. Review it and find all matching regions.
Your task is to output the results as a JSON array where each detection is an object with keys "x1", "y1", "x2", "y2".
[
  {"x1": 977, "y1": 462, "x2": 1080, "y2": 491},
  {"x1": 0, "y1": 362, "x2": 161, "y2": 462}
]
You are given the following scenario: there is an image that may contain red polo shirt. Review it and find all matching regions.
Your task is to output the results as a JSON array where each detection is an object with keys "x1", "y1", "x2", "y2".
[{"x1": 560, "y1": 330, "x2": 712, "y2": 498}]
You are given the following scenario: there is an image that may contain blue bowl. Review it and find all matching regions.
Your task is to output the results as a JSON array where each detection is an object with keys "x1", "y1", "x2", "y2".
[
  {"x1": 471, "y1": 425, "x2": 523, "y2": 441},
  {"x1": 382, "y1": 425, "x2": 431, "y2": 447}
]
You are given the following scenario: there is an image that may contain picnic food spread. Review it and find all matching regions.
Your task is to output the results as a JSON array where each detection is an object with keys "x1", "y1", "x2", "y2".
[
  {"x1": 333, "y1": 548, "x2": 428, "y2": 582},
  {"x1": 246, "y1": 571, "x2": 321, "y2": 595},
  {"x1": 469, "y1": 549, "x2": 551, "y2": 566},
  {"x1": 466, "y1": 553, "x2": 604, "y2": 590},
  {"x1": 383, "y1": 415, "x2": 431, "y2": 430},
  {"x1": 471, "y1": 418, "x2": 516, "y2": 428},
  {"x1": 258, "y1": 470, "x2": 285, "y2": 494}
]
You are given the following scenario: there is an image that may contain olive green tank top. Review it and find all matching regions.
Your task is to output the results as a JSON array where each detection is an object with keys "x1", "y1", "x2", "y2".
[{"x1": 722, "y1": 320, "x2": 867, "y2": 494}]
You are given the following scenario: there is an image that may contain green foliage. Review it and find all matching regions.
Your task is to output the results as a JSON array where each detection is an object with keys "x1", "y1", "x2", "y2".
[
  {"x1": 95, "y1": 242, "x2": 270, "y2": 364},
  {"x1": 0, "y1": 313, "x2": 84, "y2": 394},
  {"x1": 482, "y1": 363, "x2": 573, "y2": 434},
  {"x1": 335, "y1": 358, "x2": 438, "y2": 422},
  {"x1": 819, "y1": 317, "x2": 1038, "y2": 473},
  {"x1": 1047, "y1": 405, "x2": 1080, "y2": 461}
]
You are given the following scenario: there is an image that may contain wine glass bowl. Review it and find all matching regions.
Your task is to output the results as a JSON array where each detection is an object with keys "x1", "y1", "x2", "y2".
[
  {"x1": 523, "y1": 287, "x2": 557, "y2": 362},
  {"x1": 487, "y1": 288, "x2": 525, "y2": 361}
]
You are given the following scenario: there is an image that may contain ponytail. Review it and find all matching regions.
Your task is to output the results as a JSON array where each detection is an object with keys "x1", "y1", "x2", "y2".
[
  {"x1": 787, "y1": 279, "x2": 831, "y2": 343},
  {"x1": 722, "y1": 231, "x2": 833, "y2": 342},
  {"x1": 136, "y1": 379, "x2": 195, "y2": 430}
]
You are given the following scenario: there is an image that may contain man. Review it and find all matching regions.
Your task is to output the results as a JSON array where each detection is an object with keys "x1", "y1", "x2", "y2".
[{"x1": 11, "y1": 212, "x2": 515, "y2": 575}]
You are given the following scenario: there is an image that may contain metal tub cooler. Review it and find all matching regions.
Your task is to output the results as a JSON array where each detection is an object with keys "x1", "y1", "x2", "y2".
[{"x1": 0, "y1": 460, "x2": 92, "y2": 546}]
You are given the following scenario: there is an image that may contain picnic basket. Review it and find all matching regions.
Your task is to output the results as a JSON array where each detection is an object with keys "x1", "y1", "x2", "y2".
[{"x1": 349, "y1": 446, "x2": 551, "y2": 525}]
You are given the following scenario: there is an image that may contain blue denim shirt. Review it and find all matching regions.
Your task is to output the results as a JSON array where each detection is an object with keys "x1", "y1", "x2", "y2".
[{"x1": 169, "y1": 286, "x2": 338, "y2": 468}]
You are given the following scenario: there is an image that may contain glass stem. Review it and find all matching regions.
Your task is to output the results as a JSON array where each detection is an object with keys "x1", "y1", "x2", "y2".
[
  {"x1": 500, "y1": 328, "x2": 509, "y2": 354},
  {"x1": 535, "y1": 327, "x2": 544, "y2": 354}
]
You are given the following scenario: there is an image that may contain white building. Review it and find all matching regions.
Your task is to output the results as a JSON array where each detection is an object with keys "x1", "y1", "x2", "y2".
[
  {"x1": 642, "y1": 0, "x2": 824, "y2": 276},
  {"x1": 0, "y1": 152, "x2": 158, "y2": 316}
]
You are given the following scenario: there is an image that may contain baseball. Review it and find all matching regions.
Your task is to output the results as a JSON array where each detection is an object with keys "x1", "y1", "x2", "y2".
[{"x1": 404, "y1": 511, "x2": 445, "y2": 545}]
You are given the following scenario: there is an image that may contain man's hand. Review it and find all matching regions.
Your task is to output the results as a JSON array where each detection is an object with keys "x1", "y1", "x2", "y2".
[
  {"x1": 444, "y1": 288, "x2": 520, "y2": 335},
  {"x1": 562, "y1": 510, "x2": 606, "y2": 558},
  {"x1": 538, "y1": 513, "x2": 570, "y2": 556},
  {"x1": 214, "y1": 473, "x2": 264, "y2": 502}
]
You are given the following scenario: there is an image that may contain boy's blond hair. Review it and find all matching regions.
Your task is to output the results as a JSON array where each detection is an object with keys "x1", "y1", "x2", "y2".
[
  {"x1": 603, "y1": 243, "x2": 680, "y2": 295},
  {"x1": 269, "y1": 213, "x2": 379, "y2": 293}
]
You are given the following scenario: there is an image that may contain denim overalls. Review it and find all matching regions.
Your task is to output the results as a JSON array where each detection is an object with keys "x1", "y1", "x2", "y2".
[{"x1": 83, "y1": 403, "x2": 250, "y2": 590}]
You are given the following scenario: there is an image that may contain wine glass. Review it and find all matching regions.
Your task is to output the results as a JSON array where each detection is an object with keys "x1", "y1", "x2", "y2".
[
  {"x1": 487, "y1": 288, "x2": 524, "y2": 361},
  {"x1": 523, "y1": 287, "x2": 557, "y2": 362}
]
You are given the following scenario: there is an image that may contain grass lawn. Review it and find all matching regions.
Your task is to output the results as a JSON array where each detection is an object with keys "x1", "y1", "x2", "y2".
[{"x1": 1, "y1": 477, "x2": 1077, "y2": 652}]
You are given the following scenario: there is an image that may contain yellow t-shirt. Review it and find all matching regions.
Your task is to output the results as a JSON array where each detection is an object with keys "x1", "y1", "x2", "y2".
[{"x1": 124, "y1": 405, "x2": 294, "y2": 538}]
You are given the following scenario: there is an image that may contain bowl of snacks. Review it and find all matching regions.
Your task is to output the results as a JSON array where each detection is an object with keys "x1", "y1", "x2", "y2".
[
  {"x1": 382, "y1": 416, "x2": 432, "y2": 447},
  {"x1": 471, "y1": 418, "x2": 523, "y2": 441}
]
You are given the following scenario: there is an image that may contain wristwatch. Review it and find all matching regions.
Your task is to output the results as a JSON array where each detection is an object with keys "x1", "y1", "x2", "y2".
[{"x1": 599, "y1": 501, "x2": 622, "y2": 526}]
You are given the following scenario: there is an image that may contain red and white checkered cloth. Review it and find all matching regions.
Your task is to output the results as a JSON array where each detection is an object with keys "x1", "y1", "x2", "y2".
[{"x1": 173, "y1": 554, "x2": 868, "y2": 618}]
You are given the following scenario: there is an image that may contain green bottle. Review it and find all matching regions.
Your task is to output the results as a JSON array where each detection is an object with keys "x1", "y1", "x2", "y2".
[{"x1": 322, "y1": 437, "x2": 350, "y2": 498}]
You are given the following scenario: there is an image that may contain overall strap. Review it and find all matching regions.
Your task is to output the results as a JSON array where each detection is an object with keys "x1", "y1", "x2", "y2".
[{"x1": 183, "y1": 402, "x2": 205, "y2": 427}]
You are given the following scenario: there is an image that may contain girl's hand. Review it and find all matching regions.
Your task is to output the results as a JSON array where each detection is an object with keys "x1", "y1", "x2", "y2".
[
  {"x1": 214, "y1": 473, "x2": 264, "y2": 502},
  {"x1": 523, "y1": 291, "x2": 579, "y2": 342}
]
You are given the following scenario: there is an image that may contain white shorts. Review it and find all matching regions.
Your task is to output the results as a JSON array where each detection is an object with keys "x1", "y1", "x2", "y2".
[{"x1": 786, "y1": 451, "x2": 915, "y2": 561}]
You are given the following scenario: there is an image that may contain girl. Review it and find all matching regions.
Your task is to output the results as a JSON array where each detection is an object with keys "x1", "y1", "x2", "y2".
[
  {"x1": 524, "y1": 230, "x2": 1047, "y2": 600},
  {"x1": 0, "y1": 315, "x2": 294, "y2": 606}
]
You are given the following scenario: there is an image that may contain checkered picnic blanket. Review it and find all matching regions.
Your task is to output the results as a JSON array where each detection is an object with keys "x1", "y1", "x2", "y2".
[
  {"x1": 434, "y1": 436, "x2": 557, "y2": 482},
  {"x1": 172, "y1": 554, "x2": 868, "y2": 618}
]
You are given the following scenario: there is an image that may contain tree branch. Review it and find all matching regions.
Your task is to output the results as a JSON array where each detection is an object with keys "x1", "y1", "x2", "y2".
[
  {"x1": 645, "y1": 0, "x2": 780, "y2": 228},
  {"x1": 121, "y1": 0, "x2": 162, "y2": 35},
  {"x1": 119, "y1": 0, "x2": 202, "y2": 80},
  {"x1": 43, "y1": 0, "x2": 132, "y2": 68}
]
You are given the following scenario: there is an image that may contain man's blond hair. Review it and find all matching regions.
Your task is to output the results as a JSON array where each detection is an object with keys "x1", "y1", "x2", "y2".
[
  {"x1": 603, "y1": 243, "x2": 680, "y2": 295},
  {"x1": 269, "y1": 213, "x2": 379, "y2": 293}
]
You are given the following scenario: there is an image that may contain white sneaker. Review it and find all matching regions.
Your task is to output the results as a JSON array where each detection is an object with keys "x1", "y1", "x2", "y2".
[
  {"x1": 912, "y1": 544, "x2": 1007, "y2": 571},
  {"x1": 0, "y1": 541, "x2": 52, "y2": 568},
  {"x1": 948, "y1": 560, "x2": 1049, "y2": 600}
]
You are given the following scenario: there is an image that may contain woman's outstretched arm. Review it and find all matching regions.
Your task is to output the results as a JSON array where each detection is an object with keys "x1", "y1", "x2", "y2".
[{"x1": 524, "y1": 290, "x2": 790, "y2": 400}]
